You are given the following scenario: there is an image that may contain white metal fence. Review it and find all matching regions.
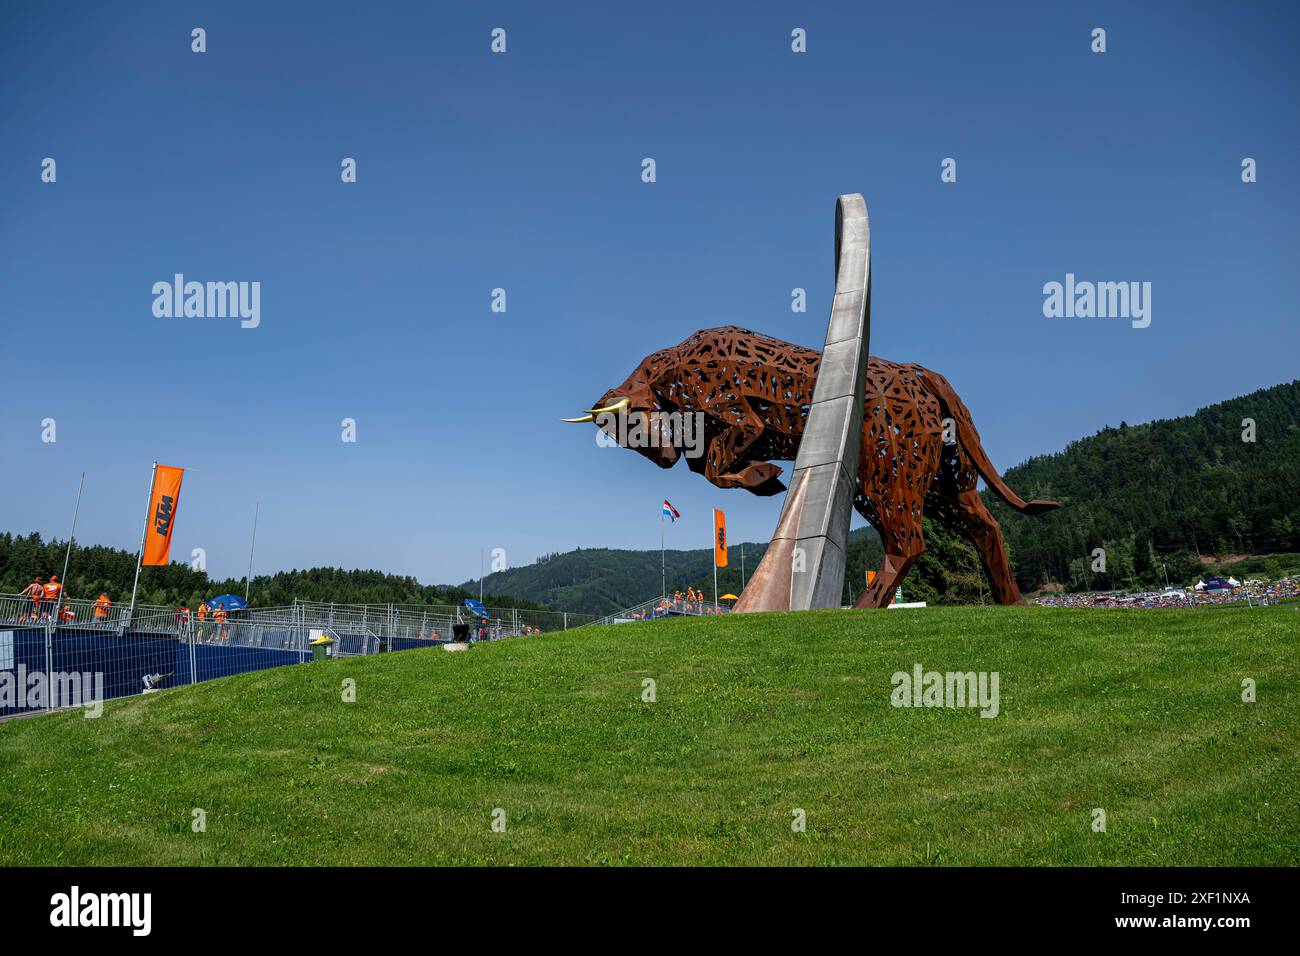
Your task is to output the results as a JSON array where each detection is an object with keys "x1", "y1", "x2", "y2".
[
  {"x1": 0, "y1": 592, "x2": 180, "y2": 631},
  {"x1": 243, "y1": 600, "x2": 597, "y2": 641},
  {"x1": 1, "y1": 594, "x2": 597, "y2": 639}
]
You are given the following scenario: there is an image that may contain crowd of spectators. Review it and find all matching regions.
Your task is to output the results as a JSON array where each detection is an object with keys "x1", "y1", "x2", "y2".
[{"x1": 626, "y1": 588, "x2": 730, "y2": 620}]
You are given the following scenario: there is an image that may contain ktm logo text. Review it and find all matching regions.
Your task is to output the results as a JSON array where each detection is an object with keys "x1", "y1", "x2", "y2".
[{"x1": 153, "y1": 495, "x2": 175, "y2": 537}]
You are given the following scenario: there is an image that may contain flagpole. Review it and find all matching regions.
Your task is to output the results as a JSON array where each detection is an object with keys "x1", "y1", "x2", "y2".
[
  {"x1": 51, "y1": 471, "x2": 86, "y2": 625},
  {"x1": 660, "y1": 510, "x2": 666, "y2": 599},
  {"x1": 712, "y1": 511, "x2": 719, "y2": 611},
  {"x1": 128, "y1": 461, "x2": 158, "y2": 626},
  {"x1": 245, "y1": 502, "x2": 260, "y2": 601}
]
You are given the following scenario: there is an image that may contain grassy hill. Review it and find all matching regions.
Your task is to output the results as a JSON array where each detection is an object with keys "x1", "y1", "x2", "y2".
[{"x1": 1, "y1": 605, "x2": 1295, "y2": 866}]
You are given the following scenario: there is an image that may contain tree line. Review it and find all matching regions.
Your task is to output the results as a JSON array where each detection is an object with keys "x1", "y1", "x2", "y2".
[{"x1": 0, "y1": 532, "x2": 550, "y2": 612}]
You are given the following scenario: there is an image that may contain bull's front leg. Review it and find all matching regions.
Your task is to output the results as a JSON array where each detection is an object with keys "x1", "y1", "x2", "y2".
[
  {"x1": 725, "y1": 461, "x2": 786, "y2": 495},
  {"x1": 688, "y1": 405, "x2": 786, "y2": 495}
]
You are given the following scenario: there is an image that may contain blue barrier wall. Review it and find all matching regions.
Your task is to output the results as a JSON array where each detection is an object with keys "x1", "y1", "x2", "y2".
[
  {"x1": 0, "y1": 628, "x2": 51, "y2": 717},
  {"x1": 52, "y1": 630, "x2": 176, "y2": 701},
  {"x1": 187, "y1": 643, "x2": 303, "y2": 684},
  {"x1": 332, "y1": 632, "x2": 378, "y2": 656},
  {"x1": 2, "y1": 629, "x2": 304, "y2": 719},
  {"x1": 2, "y1": 626, "x2": 448, "y2": 720}
]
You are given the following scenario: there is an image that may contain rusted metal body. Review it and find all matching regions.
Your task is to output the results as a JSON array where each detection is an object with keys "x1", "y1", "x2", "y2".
[{"x1": 570, "y1": 326, "x2": 1058, "y2": 607}]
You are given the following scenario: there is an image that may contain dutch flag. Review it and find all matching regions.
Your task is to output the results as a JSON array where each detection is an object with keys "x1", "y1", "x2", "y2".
[{"x1": 662, "y1": 500, "x2": 680, "y2": 522}]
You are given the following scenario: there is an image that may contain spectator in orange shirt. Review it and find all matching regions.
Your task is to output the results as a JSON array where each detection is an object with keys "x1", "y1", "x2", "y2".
[{"x1": 41, "y1": 575, "x2": 62, "y2": 621}]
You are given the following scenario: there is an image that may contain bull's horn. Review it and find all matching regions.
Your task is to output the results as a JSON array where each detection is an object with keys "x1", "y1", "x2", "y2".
[
  {"x1": 561, "y1": 414, "x2": 595, "y2": 423},
  {"x1": 585, "y1": 397, "x2": 630, "y2": 415}
]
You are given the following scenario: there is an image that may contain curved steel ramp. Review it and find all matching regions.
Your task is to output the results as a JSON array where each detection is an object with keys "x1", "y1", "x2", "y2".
[{"x1": 734, "y1": 194, "x2": 871, "y2": 612}]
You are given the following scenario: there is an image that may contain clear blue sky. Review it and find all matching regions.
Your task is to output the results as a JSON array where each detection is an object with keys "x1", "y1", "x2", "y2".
[{"x1": 2, "y1": 1, "x2": 1297, "y2": 588}]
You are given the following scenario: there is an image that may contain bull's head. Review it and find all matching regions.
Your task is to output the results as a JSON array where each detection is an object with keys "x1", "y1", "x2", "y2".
[{"x1": 562, "y1": 377, "x2": 684, "y2": 469}]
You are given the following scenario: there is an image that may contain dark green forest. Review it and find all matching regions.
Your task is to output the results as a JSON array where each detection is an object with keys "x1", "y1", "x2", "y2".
[{"x1": 0, "y1": 533, "x2": 548, "y2": 612}]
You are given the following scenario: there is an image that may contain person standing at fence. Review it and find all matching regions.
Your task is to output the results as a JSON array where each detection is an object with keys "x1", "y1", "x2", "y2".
[
  {"x1": 212, "y1": 605, "x2": 228, "y2": 643},
  {"x1": 21, "y1": 577, "x2": 43, "y2": 622},
  {"x1": 176, "y1": 604, "x2": 191, "y2": 628},
  {"x1": 41, "y1": 575, "x2": 62, "y2": 621},
  {"x1": 58, "y1": 604, "x2": 75, "y2": 624},
  {"x1": 197, "y1": 600, "x2": 209, "y2": 641},
  {"x1": 94, "y1": 592, "x2": 111, "y2": 623}
]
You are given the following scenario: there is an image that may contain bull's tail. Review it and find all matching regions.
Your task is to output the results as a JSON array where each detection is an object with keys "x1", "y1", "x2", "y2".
[{"x1": 922, "y1": 370, "x2": 1059, "y2": 516}]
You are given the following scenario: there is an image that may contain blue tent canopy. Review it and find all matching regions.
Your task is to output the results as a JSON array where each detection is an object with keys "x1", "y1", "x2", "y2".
[
  {"x1": 207, "y1": 594, "x2": 248, "y2": 611},
  {"x1": 464, "y1": 599, "x2": 488, "y2": 621}
]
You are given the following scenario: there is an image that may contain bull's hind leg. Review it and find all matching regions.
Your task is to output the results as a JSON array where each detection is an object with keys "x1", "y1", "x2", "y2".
[
  {"x1": 853, "y1": 512, "x2": 925, "y2": 608},
  {"x1": 954, "y1": 489, "x2": 1025, "y2": 605}
]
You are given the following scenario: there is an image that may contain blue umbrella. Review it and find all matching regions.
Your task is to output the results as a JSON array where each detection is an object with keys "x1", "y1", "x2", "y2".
[{"x1": 207, "y1": 594, "x2": 248, "y2": 611}]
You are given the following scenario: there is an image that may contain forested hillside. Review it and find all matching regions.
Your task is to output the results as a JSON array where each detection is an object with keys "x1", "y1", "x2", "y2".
[{"x1": 989, "y1": 379, "x2": 1300, "y2": 591}]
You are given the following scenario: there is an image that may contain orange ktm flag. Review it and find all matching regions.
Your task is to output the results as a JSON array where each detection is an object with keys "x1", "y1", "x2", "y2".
[
  {"x1": 713, "y1": 509, "x2": 728, "y2": 567},
  {"x1": 142, "y1": 465, "x2": 185, "y2": 566}
]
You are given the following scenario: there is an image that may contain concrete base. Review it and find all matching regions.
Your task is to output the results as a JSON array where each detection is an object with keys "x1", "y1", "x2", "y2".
[
  {"x1": 443, "y1": 642, "x2": 470, "y2": 652},
  {"x1": 732, "y1": 470, "x2": 808, "y2": 613}
]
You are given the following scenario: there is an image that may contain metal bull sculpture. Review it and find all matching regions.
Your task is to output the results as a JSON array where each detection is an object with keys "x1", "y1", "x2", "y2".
[{"x1": 563, "y1": 326, "x2": 1058, "y2": 607}]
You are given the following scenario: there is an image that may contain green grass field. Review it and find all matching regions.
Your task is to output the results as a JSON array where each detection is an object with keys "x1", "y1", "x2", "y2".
[{"x1": 1, "y1": 606, "x2": 1296, "y2": 866}]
